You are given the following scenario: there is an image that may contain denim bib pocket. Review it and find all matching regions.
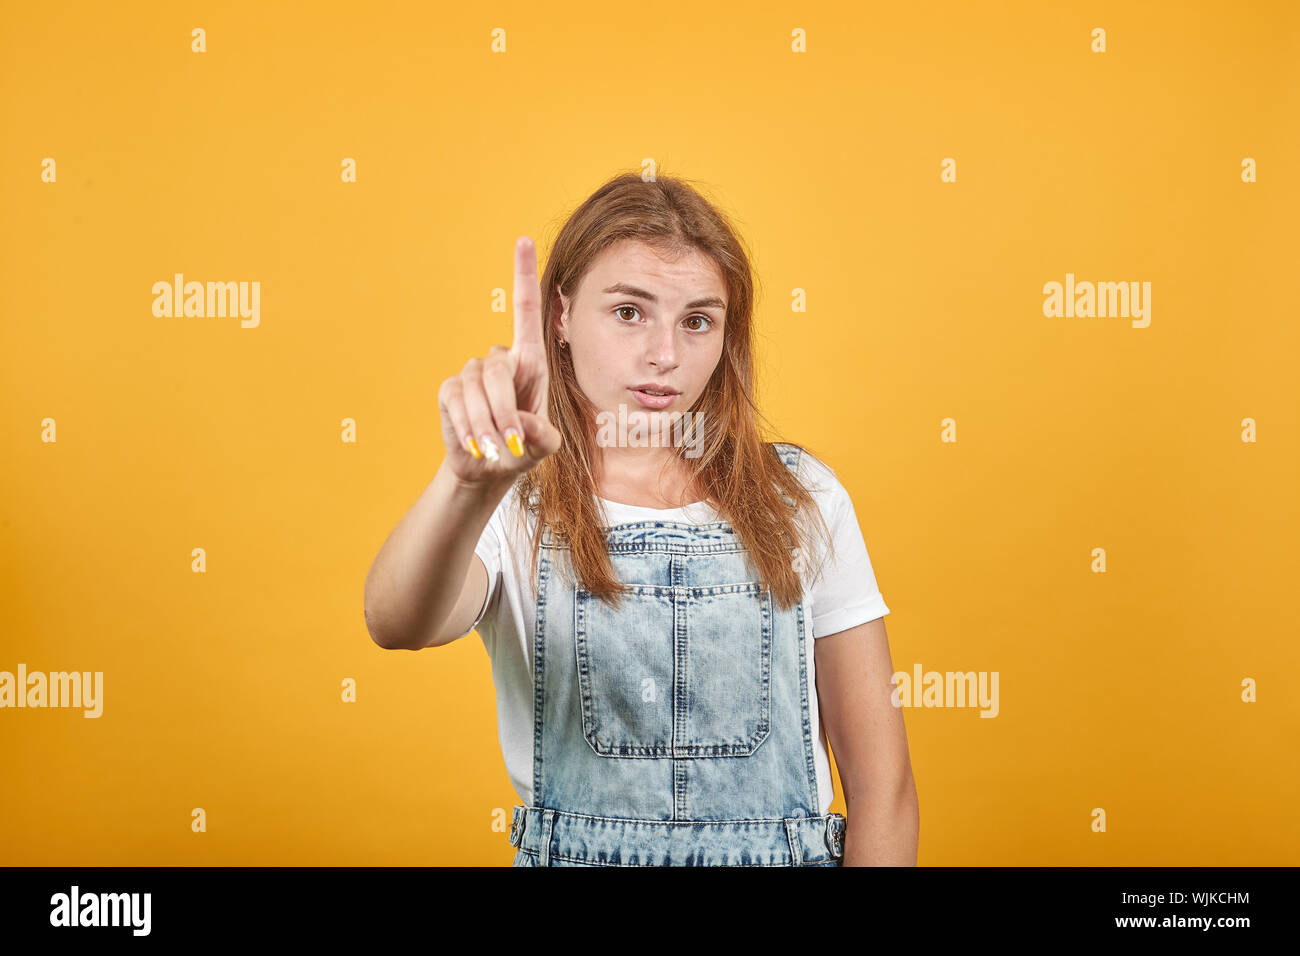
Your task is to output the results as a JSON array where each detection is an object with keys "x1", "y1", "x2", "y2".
[{"x1": 574, "y1": 580, "x2": 773, "y2": 757}]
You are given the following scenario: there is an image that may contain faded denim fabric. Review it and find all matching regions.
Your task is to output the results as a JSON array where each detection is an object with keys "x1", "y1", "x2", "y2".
[{"x1": 508, "y1": 442, "x2": 846, "y2": 866}]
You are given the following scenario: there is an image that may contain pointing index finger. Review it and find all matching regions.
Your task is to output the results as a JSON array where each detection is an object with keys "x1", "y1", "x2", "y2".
[{"x1": 511, "y1": 236, "x2": 543, "y2": 354}]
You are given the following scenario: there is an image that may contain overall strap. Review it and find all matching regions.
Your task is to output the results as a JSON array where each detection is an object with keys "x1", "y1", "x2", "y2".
[{"x1": 771, "y1": 441, "x2": 806, "y2": 508}]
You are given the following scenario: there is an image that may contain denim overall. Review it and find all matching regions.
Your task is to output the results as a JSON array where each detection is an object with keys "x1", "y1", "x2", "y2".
[{"x1": 508, "y1": 442, "x2": 846, "y2": 866}]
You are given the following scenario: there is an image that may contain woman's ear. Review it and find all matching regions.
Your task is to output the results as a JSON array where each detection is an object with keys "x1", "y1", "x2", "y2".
[{"x1": 554, "y1": 285, "x2": 570, "y2": 340}]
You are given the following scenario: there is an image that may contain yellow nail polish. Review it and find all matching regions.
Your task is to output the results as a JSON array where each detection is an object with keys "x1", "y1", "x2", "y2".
[
  {"x1": 466, "y1": 436, "x2": 482, "y2": 458},
  {"x1": 506, "y1": 432, "x2": 525, "y2": 457}
]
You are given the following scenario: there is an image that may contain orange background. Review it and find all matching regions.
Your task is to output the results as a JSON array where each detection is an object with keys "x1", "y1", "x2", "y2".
[{"x1": 2, "y1": 0, "x2": 1296, "y2": 864}]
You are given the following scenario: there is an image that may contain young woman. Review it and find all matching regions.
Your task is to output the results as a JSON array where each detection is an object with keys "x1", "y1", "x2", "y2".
[{"x1": 364, "y1": 173, "x2": 919, "y2": 866}]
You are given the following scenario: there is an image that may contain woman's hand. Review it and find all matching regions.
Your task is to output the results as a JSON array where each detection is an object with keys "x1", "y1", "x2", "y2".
[{"x1": 437, "y1": 236, "x2": 563, "y2": 484}]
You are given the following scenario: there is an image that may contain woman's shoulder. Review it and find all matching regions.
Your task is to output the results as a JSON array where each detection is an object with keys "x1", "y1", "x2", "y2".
[{"x1": 767, "y1": 441, "x2": 842, "y2": 501}]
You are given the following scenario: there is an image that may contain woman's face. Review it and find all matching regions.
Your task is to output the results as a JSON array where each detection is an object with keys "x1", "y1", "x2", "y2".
[{"x1": 556, "y1": 239, "x2": 727, "y2": 445}]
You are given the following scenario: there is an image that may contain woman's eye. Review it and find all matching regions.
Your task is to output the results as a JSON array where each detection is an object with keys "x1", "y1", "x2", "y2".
[{"x1": 615, "y1": 306, "x2": 712, "y2": 331}]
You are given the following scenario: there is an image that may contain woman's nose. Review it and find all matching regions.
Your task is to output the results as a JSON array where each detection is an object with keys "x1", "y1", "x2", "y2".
[{"x1": 647, "y1": 324, "x2": 679, "y2": 367}]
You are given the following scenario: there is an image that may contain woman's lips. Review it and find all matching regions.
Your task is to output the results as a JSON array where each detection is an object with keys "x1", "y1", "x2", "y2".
[{"x1": 628, "y1": 388, "x2": 676, "y2": 409}]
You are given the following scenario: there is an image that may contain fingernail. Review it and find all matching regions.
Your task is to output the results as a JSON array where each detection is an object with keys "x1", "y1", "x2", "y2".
[
  {"x1": 479, "y1": 436, "x2": 500, "y2": 463},
  {"x1": 465, "y1": 436, "x2": 482, "y2": 458},
  {"x1": 505, "y1": 429, "x2": 525, "y2": 457}
]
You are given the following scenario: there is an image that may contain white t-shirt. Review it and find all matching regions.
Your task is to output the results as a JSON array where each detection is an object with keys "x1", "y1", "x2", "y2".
[{"x1": 457, "y1": 450, "x2": 890, "y2": 816}]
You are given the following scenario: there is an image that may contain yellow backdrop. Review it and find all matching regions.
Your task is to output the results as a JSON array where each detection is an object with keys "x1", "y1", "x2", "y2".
[{"x1": 2, "y1": 0, "x2": 1296, "y2": 865}]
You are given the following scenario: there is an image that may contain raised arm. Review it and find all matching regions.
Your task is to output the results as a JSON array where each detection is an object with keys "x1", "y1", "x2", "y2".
[{"x1": 363, "y1": 236, "x2": 562, "y2": 650}]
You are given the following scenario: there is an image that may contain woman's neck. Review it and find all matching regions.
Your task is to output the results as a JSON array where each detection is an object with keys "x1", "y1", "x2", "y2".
[{"x1": 594, "y1": 451, "x2": 704, "y2": 509}]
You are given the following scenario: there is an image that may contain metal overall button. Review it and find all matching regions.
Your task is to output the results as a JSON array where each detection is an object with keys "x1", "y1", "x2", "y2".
[
  {"x1": 508, "y1": 806, "x2": 525, "y2": 848},
  {"x1": 825, "y1": 816, "x2": 845, "y2": 857}
]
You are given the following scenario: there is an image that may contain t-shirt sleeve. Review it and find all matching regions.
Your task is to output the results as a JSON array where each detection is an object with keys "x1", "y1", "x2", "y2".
[
  {"x1": 454, "y1": 494, "x2": 507, "y2": 639},
  {"x1": 802, "y1": 456, "x2": 890, "y2": 638}
]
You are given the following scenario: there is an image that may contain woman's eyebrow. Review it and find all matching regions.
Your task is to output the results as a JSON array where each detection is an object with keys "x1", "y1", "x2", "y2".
[{"x1": 601, "y1": 282, "x2": 725, "y2": 310}]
